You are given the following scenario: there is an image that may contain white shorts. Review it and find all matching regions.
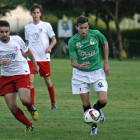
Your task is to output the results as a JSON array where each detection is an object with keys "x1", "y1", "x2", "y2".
[{"x1": 72, "y1": 68, "x2": 108, "y2": 94}]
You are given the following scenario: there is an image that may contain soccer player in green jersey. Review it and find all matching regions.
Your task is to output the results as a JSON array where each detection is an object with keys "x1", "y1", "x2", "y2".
[{"x1": 68, "y1": 16, "x2": 109, "y2": 135}]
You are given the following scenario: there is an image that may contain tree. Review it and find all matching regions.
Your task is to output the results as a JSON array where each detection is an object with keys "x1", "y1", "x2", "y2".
[
  {"x1": 0, "y1": 0, "x2": 36, "y2": 18},
  {"x1": 87, "y1": 0, "x2": 140, "y2": 60},
  {"x1": 36, "y1": 0, "x2": 84, "y2": 18},
  {"x1": 30, "y1": 0, "x2": 140, "y2": 59}
]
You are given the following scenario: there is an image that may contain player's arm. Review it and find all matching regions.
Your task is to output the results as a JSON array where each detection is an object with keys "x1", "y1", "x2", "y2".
[
  {"x1": 26, "y1": 40, "x2": 29, "y2": 46},
  {"x1": 45, "y1": 35, "x2": 57, "y2": 53},
  {"x1": 25, "y1": 48, "x2": 39, "y2": 74},
  {"x1": 22, "y1": 40, "x2": 29, "y2": 58},
  {"x1": 68, "y1": 40, "x2": 89, "y2": 69},
  {"x1": 0, "y1": 59, "x2": 11, "y2": 66},
  {"x1": 103, "y1": 40, "x2": 109, "y2": 76},
  {"x1": 71, "y1": 59, "x2": 90, "y2": 69}
]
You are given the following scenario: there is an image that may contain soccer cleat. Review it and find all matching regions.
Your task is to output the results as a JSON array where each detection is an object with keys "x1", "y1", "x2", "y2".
[
  {"x1": 29, "y1": 105, "x2": 38, "y2": 121},
  {"x1": 93, "y1": 103, "x2": 105, "y2": 124},
  {"x1": 26, "y1": 125, "x2": 34, "y2": 132},
  {"x1": 90, "y1": 126, "x2": 98, "y2": 135},
  {"x1": 98, "y1": 109, "x2": 105, "y2": 124},
  {"x1": 51, "y1": 103, "x2": 57, "y2": 110}
]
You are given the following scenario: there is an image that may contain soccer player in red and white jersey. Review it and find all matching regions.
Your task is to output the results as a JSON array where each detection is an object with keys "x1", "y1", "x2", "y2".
[
  {"x1": 24, "y1": 4, "x2": 57, "y2": 110},
  {"x1": 0, "y1": 20, "x2": 39, "y2": 131}
]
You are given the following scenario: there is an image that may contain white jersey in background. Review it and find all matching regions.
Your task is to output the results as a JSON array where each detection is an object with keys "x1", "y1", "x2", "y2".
[
  {"x1": 0, "y1": 35, "x2": 30, "y2": 76},
  {"x1": 25, "y1": 20, "x2": 55, "y2": 61}
]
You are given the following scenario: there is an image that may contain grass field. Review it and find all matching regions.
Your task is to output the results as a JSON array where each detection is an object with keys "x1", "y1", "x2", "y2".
[{"x1": 0, "y1": 59, "x2": 140, "y2": 140}]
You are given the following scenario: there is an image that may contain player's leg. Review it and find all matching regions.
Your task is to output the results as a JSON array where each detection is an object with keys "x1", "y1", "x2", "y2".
[
  {"x1": 44, "y1": 76, "x2": 57, "y2": 110},
  {"x1": 19, "y1": 88, "x2": 32, "y2": 110},
  {"x1": 37, "y1": 61, "x2": 57, "y2": 110},
  {"x1": 29, "y1": 74, "x2": 35, "y2": 106},
  {"x1": 92, "y1": 79, "x2": 108, "y2": 124},
  {"x1": 4, "y1": 93, "x2": 33, "y2": 130},
  {"x1": 28, "y1": 61, "x2": 36, "y2": 106},
  {"x1": 19, "y1": 87, "x2": 38, "y2": 121},
  {"x1": 4, "y1": 92, "x2": 18, "y2": 114},
  {"x1": 72, "y1": 76, "x2": 98, "y2": 135},
  {"x1": 80, "y1": 92, "x2": 91, "y2": 112},
  {"x1": 94, "y1": 91, "x2": 107, "y2": 122},
  {"x1": 80, "y1": 93, "x2": 98, "y2": 135},
  {"x1": 95, "y1": 91, "x2": 107, "y2": 109},
  {"x1": 0, "y1": 76, "x2": 33, "y2": 131},
  {"x1": 72, "y1": 70, "x2": 91, "y2": 112},
  {"x1": 17, "y1": 75, "x2": 38, "y2": 121}
]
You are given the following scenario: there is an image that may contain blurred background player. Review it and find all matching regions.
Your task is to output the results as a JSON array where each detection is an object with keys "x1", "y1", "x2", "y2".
[
  {"x1": 0, "y1": 20, "x2": 39, "y2": 131},
  {"x1": 24, "y1": 4, "x2": 57, "y2": 110},
  {"x1": 68, "y1": 16, "x2": 109, "y2": 135}
]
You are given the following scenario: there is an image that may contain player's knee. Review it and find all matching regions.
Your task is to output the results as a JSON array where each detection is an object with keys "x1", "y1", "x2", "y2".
[
  {"x1": 100, "y1": 99, "x2": 107, "y2": 105},
  {"x1": 8, "y1": 104, "x2": 18, "y2": 113},
  {"x1": 45, "y1": 78, "x2": 52, "y2": 87},
  {"x1": 45, "y1": 81, "x2": 50, "y2": 87},
  {"x1": 21, "y1": 97, "x2": 30, "y2": 105}
]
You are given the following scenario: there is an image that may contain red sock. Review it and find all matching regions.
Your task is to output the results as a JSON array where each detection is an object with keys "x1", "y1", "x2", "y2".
[
  {"x1": 30, "y1": 88, "x2": 35, "y2": 106},
  {"x1": 48, "y1": 85, "x2": 56, "y2": 103},
  {"x1": 26, "y1": 100, "x2": 33, "y2": 110},
  {"x1": 12, "y1": 108, "x2": 32, "y2": 126}
]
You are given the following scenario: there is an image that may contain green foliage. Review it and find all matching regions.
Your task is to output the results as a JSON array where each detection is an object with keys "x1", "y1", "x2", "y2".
[
  {"x1": 11, "y1": 13, "x2": 140, "y2": 58},
  {"x1": 121, "y1": 28, "x2": 140, "y2": 40},
  {"x1": 0, "y1": 0, "x2": 17, "y2": 16},
  {"x1": 22, "y1": 0, "x2": 37, "y2": 10},
  {"x1": 121, "y1": 29, "x2": 140, "y2": 57},
  {"x1": 0, "y1": 59, "x2": 140, "y2": 139},
  {"x1": 37, "y1": 0, "x2": 83, "y2": 18}
]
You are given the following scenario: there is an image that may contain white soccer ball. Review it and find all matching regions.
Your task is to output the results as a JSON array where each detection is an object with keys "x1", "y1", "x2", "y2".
[{"x1": 83, "y1": 109, "x2": 100, "y2": 126}]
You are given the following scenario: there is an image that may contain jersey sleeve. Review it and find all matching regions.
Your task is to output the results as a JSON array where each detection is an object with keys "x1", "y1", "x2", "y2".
[
  {"x1": 68, "y1": 38, "x2": 77, "y2": 59},
  {"x1": 95, "y1": 30, "x2": 106, "y2": 45},
  {"x1": 46, "y1": 23, "x2": 55, "y2": 38},
  {"x1": 18, "y1": 36, "x2": 28, "y2": 53}
]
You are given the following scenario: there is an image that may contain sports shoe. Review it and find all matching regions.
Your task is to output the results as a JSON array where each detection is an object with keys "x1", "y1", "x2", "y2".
[
  {"x1": 93, "y1": 103, "x2": 105, "y2": 124},
  {"x1": 90, "y1": 126, "x2": 98, "y2": 135},
  {"x1": 51, "y1": 103, "x2": 57, "y2": 110},
  {"x1": 26, "y1": 125, "x2": 33, "y2": 132},
  {"x1": 98, "y1": 109, "x2": 105, "y2": 123},
  {"x1": 29, "y1": 105, "x2": 38, "y2": 121}
]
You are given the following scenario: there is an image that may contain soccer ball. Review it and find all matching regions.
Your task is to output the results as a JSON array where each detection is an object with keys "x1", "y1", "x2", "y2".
[{"x1": 83, "y1": 109, "x2": 100, "y2": 126}]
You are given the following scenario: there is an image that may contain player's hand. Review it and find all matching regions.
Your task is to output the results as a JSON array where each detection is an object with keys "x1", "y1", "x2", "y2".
[
  {"x1": 0, "y1": 59, "x2": 11, "y2": 66},
  {"x1": 45, "y1": 47, "x2": 51, "y2": 53},
  {"x1": 33, "y1": 64, "x2": 39, "y2": 74},
  {"x1": 103, "y1": 62, "x2": 109, "y2": 76},
  {"x1": 22, "y1": 51, "x2": 26, "y2": 58},
  {"x1": 80, "y1": 62, "x2": 90, "y2": 69}
]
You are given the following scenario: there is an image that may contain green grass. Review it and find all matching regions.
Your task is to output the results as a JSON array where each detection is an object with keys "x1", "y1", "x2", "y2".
[{"x1": 0, "y1": 59, "x2": 140, "y2": 140}]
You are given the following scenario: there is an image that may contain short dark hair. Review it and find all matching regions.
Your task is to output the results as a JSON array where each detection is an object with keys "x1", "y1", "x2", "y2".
[
  {"x1": 30, "y1": 4, "x2": 42, "y2": 13},
  {"x1": 0, "y1": 20, "x2": 10, "y2": 28},
  {"x1": 76, "y1": 16, "x2": 89, "y2": 26}
]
